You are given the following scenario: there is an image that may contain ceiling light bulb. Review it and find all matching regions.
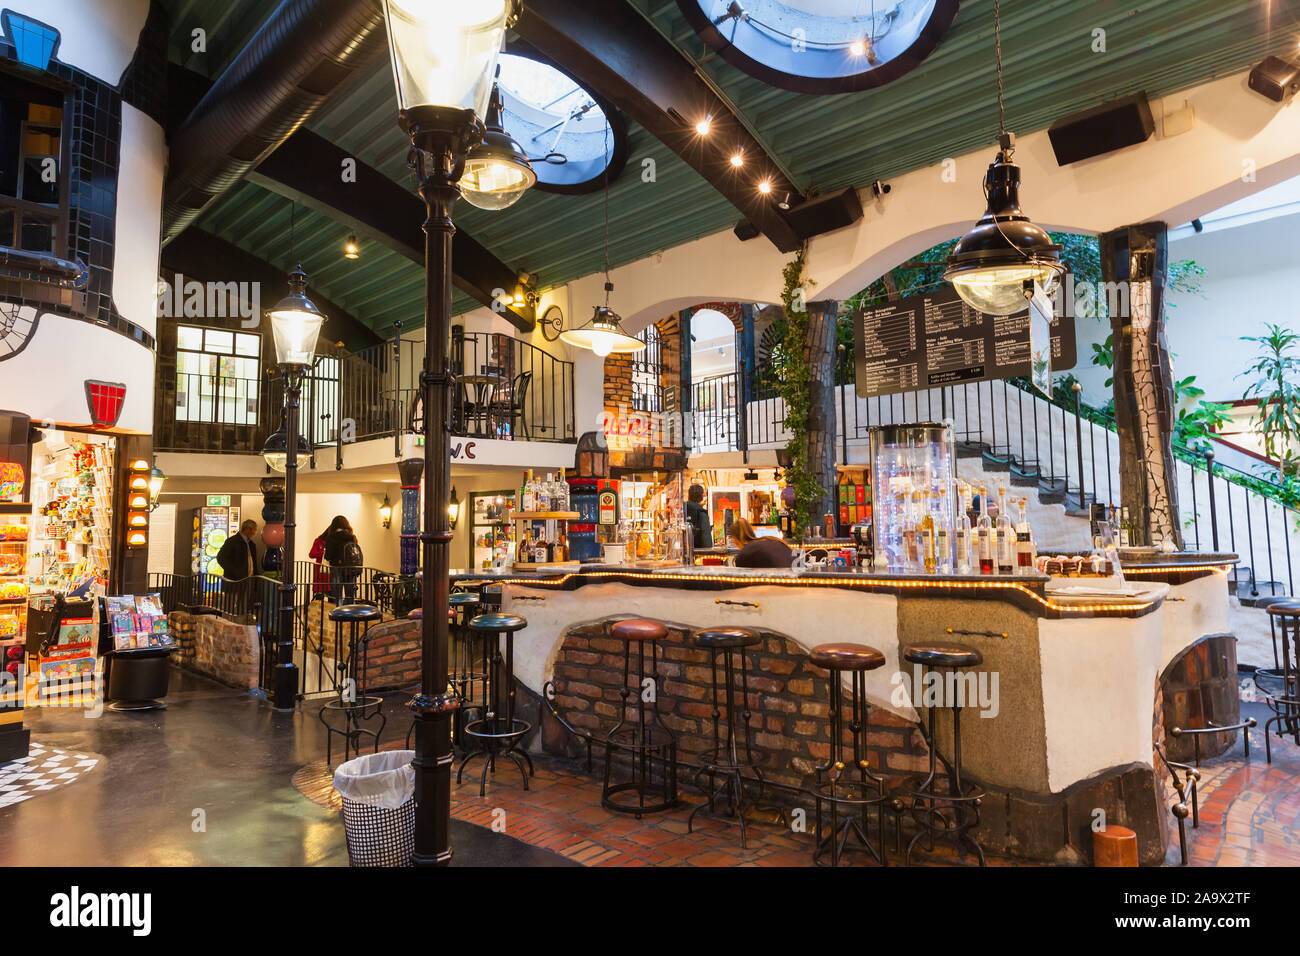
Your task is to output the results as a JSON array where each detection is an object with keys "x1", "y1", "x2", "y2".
[
  {"x1": 590, "y1": 329, "x2": 615, "y2": 357},
  {"x1": 343, "y1": 235, "x2": 359, "y2": 259},
  {"x1": 730, "y1": 152, "x2": 744, "y2": 168},
  {"x1": 850, "y1": 38, "x2": 866, "y2": 56},
  {"x1": 758, "y1": 180, "x2": 772, "y2": 194},
  {"x1": 695, "y1": 115, "x2": 712, "y2": 135}
]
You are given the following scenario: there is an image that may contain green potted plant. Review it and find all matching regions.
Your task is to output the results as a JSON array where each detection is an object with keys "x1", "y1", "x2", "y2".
[{"x1": 1240, "y1": 323, "x2": 1300, "y2": 479}]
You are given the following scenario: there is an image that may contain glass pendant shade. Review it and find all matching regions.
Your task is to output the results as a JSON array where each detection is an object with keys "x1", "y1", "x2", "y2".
[
  {"x1": 461, "y1": 128, "x2": 537, "y2": 209},
  {"x1": 263, "y1": 426, "x2": 311, "y2": 473},
  {"x1": 148, "y1": 465, "x2": 165, "y2": 509},
  {"x1": 268, "y1": 266, "x2": 326, "y2": 367},
  {"x1": 381, "y1": 0, "x2": 512, "y2": 118},
  {"x1": 944, "y1": 156, "x2": 1064, "y2": 315},
  {"x1": 560, "y1": 306, "x2": 646, "y2": 356}
]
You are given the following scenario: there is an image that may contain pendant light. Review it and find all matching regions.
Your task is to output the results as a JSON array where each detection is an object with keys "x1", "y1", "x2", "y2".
[
  {"x1": 561, "y1": 123, "x2": 645, "y2": 358},
  {"x1": 944, "y1": 0, "x2": 1063, "y2": 316},
  {"x1": 460, "y1": 78, "x2": 537, "y2": 210}
]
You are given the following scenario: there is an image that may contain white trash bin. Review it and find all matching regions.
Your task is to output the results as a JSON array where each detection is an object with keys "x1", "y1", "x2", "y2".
[{"x1": 333, "y1": 750, "x2": 415, "y2": 867}]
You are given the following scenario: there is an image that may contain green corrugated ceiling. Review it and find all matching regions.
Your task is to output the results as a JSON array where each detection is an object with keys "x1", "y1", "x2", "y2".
[{"x1": 160, "y1": 0, "x2": 1296, "y2": 337}]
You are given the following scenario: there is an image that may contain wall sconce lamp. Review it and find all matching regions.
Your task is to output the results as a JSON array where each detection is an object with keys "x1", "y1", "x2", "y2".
[
  {"x1": 380, "y1": 493, "x2": 393, "y2": 530},
  {"x1": 448, "y1": 486, "x2": 461, "y2": 530}
]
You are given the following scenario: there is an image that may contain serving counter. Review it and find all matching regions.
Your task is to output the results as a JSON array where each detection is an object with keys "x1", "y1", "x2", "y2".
[{"x1": 442, "y1": 553, "x2": 1239, "y2": 864}]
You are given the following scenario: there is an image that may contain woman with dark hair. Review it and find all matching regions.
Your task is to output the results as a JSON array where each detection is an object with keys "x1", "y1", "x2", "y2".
[
  {"x1": 729, "y1": 516, "x2": 793, "y2": 568},
  {"x1": 322, "y1": 515, "x2": 363, "y2": 603}
]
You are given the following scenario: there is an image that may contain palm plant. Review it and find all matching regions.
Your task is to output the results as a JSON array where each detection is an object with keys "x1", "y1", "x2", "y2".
[{"x1": 1240, "y1": 324, "x2": 1300, "y2": 478}]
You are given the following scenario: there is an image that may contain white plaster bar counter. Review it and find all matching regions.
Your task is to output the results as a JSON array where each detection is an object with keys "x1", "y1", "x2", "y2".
[{"x1": 447, "y1": 555, "x2": 1236, "y2": 862}]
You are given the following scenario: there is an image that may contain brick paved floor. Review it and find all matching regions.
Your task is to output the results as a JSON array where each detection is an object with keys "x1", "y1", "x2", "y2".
[{"x1": 294, "y1": 702, "x2": 1300, "y2": 867}]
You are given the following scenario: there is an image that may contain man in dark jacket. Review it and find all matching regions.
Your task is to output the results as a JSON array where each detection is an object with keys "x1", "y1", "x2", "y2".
[
  {"x1": 216, "y1": 519, "x2": 259, "y2": 581},
  {"x1": 686, "y1": 483, "x2": 712, "y2": 550}
]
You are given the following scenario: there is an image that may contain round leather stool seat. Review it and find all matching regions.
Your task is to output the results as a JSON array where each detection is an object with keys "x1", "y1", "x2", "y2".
[
  {"x1": 1266, "y1": 600, "x2": 1300, "y2": 617},
  {"x1": 1093, "y1": 825, "x2": 1138, "y2": 867},
  {"x1": 468, "y1": 613, "x2": 528, "y2": 633},
  {"x1": 904, "y1": 644, "x2": 982, "y2": 668},
  {"x1": 692, "y1": 626, "x2": 761, "y2": 649},
  {"x1": 450, "y1": 592, "x2": 480, "y2": 607},
  {"x1": 809, "y1": 642, "x2": 885, "y2": 671},
  {"x1": 611, "y1": 618, "x2": 669, "y2": 642},
  {"x1": 329, "y1": 603, "x2": 382, "y2": 623},
  {"x1": 406, "y1": 608, "x2": 422, "y2": 620}
]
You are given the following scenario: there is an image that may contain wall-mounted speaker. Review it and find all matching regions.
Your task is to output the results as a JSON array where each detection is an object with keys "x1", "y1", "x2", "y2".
[
  {"x1": 1248, "y1": 56, "x2": 1300, "y2": 103},
  {"x1": 1047, "y1": 92, "x2": 1155, "y2": 166},
  {"x1": 781, "y1": 187, "x2": 864, "y2": 239}
]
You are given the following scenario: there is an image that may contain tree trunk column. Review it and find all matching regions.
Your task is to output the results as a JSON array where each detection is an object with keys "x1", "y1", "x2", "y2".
[
  {"x1": 805, "y1": 300, "x2": 838, "y2": 534},
  {"x1": 1101, "y1": 222, "x2": 1183, "y2": 548}
]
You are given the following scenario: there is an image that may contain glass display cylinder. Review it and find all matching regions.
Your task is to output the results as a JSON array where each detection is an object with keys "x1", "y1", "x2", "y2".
[{"x1": 868, "y1": 422, "x2": 956, "y2": 573}]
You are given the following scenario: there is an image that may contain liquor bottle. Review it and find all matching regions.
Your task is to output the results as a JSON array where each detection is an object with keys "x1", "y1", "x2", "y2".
[
  {"x1": 935, "y1": 490, "x2": 951, "y2": 575},
  {"x1": 976, "y1": 490, "x2": 993, "y2": 575},
  {"x1": 902, "y1": 492, "x2": 919, "y2": 571},
  {"x1": 1016, "y1": 497, "x2": 1036, "y2": 574},
  {"x1": 954, "y1": 487, "x2": 971, "y2": 574},
  {"x1": 520, "y1": 470, "x2": 533, "y2": 513},
  {"x1": 557, "y1": 468, "x2": 569, "y2": 511},
  {"x1": 1119, "y1": 506, "x2": 1132, "y2": 547},
  {"x1": 920, "y1": 492, "x2": 937, "y2": 574},
  {"x1": 994, "y1": 485, "x2": 1013, "y2": 575}
]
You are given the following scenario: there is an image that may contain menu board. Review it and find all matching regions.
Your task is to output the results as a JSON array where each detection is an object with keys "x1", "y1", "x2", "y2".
[{"x1": 853, "y1": 286, "x2": 1076, "y2": 398}]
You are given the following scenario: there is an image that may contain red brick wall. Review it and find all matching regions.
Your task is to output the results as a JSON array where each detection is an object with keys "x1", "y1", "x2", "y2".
[
  {"x1": 549, "y1": 619, "x2": 927, "y2": 790},
  {"x1": 358, "y1": 618, "x2": 423, "y2": 691}
]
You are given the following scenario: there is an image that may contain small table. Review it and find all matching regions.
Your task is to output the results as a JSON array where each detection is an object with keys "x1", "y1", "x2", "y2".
[{"x1": 460, "y1": 373, "x2": 508, "y2": 437}]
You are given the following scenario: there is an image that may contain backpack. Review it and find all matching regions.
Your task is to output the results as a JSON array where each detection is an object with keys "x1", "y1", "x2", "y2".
[{"x1": 341, "y1": 540, "x2": 364, "y2": 567}]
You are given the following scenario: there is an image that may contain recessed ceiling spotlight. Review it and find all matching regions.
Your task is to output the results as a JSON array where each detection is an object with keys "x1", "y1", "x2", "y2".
[
  {"x1": 730, "y1": 151, "x2": 745, "y2": 167},
  {"x1": 695, "y1": 114, "x2": 713, "y2": 135},
  {"x1": 758, "y1": 179, "x2": 772, "y2": 194}
]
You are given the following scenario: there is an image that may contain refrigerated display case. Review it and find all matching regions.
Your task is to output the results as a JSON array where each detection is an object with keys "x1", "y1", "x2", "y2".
[
  {"x1": 468, "y1": 490, "x2": 515, "y2": 569},
  {"x1": 868, "y1": 423, "x2": 955, "y2": 572}
]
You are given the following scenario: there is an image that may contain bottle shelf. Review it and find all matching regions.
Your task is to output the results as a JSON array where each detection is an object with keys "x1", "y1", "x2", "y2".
[{"x1": 512, "y1": 511, "x2": 579, "y2": 521}]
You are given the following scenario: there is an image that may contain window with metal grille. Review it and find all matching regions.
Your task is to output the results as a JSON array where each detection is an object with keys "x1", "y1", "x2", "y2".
[
  {"x1": 630, "y1": 325, "x2": 664, "y2": 413},
  {"x1": 174, "y1": 326, "x2": 262, "y2": 426}
]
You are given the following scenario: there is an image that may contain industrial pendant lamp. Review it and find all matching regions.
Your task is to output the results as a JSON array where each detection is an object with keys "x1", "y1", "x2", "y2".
[
  {"x1": 560, "y1": 123, "x2": 644, "y2": 358},
  {"x1": 944, "y1": 0, "x2": 1063, "y2": 315},
  {"x1": 460, "y1": 79, "x2": 536, "y2": 210}
]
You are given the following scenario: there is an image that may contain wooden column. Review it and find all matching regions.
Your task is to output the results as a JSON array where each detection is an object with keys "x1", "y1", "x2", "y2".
[
  {"x1": 805, "y1": 300, "x2": 839, "y2": 532},
  {"x1": 1100, "y1": 222, "x2": 1183, "y2": 548}
]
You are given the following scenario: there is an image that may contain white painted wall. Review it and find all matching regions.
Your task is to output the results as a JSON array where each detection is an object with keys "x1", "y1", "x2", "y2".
[{"x1": 113, "y1": 104, "x2": 165, "y2": 340}]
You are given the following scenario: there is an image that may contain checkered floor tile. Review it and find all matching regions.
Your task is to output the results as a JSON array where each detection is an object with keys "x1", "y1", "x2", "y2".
[{"x1": 0, "y1": 743, "x2": 100, "y2": 808}]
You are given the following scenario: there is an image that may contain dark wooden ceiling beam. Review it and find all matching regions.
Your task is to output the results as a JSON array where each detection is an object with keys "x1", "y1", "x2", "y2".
[
  {"x1": 248, "y1": 128, "x2": 535, "y2": 333},
  {"x1": 515, "y1": 0, "x2": 805, "y2": 253},
  {"x1": 160, "y1": 227, "x2": 381, "y2": 351}
]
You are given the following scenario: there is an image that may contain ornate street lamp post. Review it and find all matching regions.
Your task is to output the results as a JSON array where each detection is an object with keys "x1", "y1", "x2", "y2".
[
  {"x1": 265, "y1": 264, "x2": 325, "y2": 711},
  {"x1": 380, "y1": 0, "x2": 532, "y2": 866}
]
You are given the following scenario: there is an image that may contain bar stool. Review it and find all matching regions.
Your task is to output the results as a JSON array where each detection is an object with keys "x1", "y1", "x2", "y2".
[
  {"x1": 687, "y1": 626, "x2": 766, "y2": 846},
  {"x1": 456, "y1": 612, "x2": 533, "y2": 795},
  {"x1": 318, "y1": 603, "x2": 386, "y2": 766},
  {"x1": 807, "y1": 642, "x2": 889, "y2": 867},
  {"x1": 892, "y1": 644, "x2": 986, "y2": 866},
  {"x1": 601, "y1": 618, "x2": 678, "y2": 817},
  {"x1": 1261, "y1": 601, "x2": 1300, "y2": 760},
  {"x1": 449, "y1": 592, "x2": 487, "y2": 751}
]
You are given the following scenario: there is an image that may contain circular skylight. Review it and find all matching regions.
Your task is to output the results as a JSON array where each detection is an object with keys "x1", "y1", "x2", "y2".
[
  {"x1": 678, "y1": 0, "x2": 958, "y2": 93},
  {"x1": 496, "y1": 52, "x2": 627, "y2": 193}
]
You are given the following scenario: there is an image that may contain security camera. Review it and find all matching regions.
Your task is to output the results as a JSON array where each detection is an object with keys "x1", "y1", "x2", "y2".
[{"x1": 870, "y1": 180, "x2": 891, "y2": 198}]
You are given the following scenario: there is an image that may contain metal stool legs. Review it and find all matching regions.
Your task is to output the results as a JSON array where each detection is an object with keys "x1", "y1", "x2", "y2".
[
  {"x1": 814, "y1": 668, "x2": 887, "y2": 867},
  {"x1": 894, "y1": 662, "x2": 986, "y2": 867},
  {"x1": 601, "y1": 637, "x2": 678, "y2": 817},
  {"x1": 456, "y1": 618, "x2": 533, "y2": 795},
  {"x1": 686, "y1": 644, "x2": 768, "y2": 846}
]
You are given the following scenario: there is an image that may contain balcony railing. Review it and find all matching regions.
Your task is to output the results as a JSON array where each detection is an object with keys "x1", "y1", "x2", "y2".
[{"x1": 155, "y1": 330, "x2": 575, "y2": 453}]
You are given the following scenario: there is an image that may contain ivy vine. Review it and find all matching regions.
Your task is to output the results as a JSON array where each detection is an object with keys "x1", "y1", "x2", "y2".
[{"x1": 776, "y1": 245, "x2": 822, "y2": 539}]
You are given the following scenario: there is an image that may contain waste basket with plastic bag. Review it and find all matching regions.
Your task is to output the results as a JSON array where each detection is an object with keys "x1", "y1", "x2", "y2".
[{"x1": 333, "y1": 749, "x2": 415, "y2": 867}]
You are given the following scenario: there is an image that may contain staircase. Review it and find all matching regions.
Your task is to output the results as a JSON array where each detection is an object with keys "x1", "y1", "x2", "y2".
[{"x1": 747, "y1": 376, "x2": 1299, "y2": 602}]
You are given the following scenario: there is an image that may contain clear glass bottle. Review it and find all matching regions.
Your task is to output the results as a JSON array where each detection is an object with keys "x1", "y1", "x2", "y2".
[
  {"x1": 920, "y1": 491, "x2": 937, "y2": 574},
  {"x1": 976, "y1": 488, "x2": 993, "y2": 575},
  {"x1": 902, "y1": 492, "x2": 919, "y2": 571},
  {"x1": 994, "y1": 485, "x2": 1014, "y2": 575},
  {"x1": 954, "y1": 485, "x2": 971, "y2": 574}
]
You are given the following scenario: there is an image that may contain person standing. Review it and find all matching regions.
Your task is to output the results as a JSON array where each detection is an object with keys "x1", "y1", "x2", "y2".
[
  {"x1": 686, "y1": 483, "x2": 713, "y2": 551},
  {"x1": 216, "y1": 519, "x2": 260, "y2": 581},
  {"x1": 322, "y1": 515, "x2": 363, "y2": 604}
]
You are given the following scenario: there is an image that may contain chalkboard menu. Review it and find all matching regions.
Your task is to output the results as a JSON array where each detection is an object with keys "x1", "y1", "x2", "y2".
[{"x1": 852, "y1": 286, "x2": 1077, "y2": 398}]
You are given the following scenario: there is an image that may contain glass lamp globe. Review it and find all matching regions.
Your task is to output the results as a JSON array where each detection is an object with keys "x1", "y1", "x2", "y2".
[
  {"x1": 944, "y1": 154, "x2": 1063, "y2": 315},
  {"x1": 268, "y1": 265, "x2": 326, "y2": 367},
  {"x1": 381, "y1": 0, "x2": 512, "y2": 118}
]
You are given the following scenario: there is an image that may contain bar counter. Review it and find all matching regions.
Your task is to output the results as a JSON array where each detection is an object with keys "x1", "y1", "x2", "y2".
[{"x1": 446, "y1": 553, "x2": 1238, "y2": 864}]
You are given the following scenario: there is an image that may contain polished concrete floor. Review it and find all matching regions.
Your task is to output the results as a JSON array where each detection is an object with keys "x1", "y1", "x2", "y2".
[{"x1": 0, "y1": 668, "x2": 573, "y2": 867}]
